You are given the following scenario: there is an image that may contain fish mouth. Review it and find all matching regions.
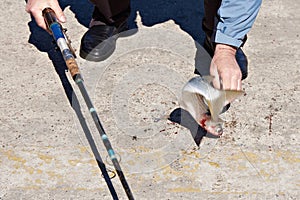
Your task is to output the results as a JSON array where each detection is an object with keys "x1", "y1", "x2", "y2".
[
  {"x1": 215, "y1": 124, "x2": 223, "y2": 135},
  {"x1": 199, "y1": 114, "x2": 223, "y2": 136},
  {"x1": 205, "y1": 123, "x2": 223, "y2": 136}
]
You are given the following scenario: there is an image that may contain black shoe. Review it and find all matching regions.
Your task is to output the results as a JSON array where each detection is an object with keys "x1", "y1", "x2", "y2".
[
  {"x1": 79, "y1": 21, "x2": 129, "y2": 62},
  {"x1": 203, "y1": 36, "x2": 248, "y2": 80}
]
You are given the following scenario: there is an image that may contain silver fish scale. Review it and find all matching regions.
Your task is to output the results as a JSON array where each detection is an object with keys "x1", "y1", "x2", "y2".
[{"x1": 181, "y1": 76, "x2": 226, "y2": 123}]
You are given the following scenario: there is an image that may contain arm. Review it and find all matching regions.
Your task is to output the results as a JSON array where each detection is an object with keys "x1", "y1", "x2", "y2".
[
  {"x1": 215, "y1": 0, "x2": 262, "y2": 47},
  {"x1": 210, "y1": 0, "x2": 262, "y2": 90},
  {"x1": 25, "y1": 0, "x2": 66, "y2": 30}
]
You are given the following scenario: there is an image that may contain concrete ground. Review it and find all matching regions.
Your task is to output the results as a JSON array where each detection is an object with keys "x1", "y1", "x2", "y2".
[{"x1": 1, "y1": 0, "x2": 299, "y2": 199}]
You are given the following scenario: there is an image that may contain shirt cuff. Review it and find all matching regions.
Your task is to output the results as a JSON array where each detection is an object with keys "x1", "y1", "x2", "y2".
[{"x1": 213, "y1": 30, "x2": 244, "y2": 48}]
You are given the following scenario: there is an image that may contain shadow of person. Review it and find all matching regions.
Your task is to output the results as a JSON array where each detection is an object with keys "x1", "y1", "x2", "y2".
[
  {"x1": 27, "y1": 0, "x2": 210, "y2": 101},
  {"x1": 129, "y1": 0, "x2": 212, "y2": 78},
  {"x1": 129, "y1": 0, "x2": 205, "y2": 44},
  {"x1": 27, "y1": 0, "x2": 93, "y2": 103},
  {"x1": 27, "y1": 20, "x2": 73, "y2": 101},
  {"x1": 27, "y1": 0, "x2": 212, "y2": 150}
]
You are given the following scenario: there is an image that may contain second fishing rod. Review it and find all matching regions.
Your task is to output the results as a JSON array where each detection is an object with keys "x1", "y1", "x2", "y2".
[{"x1": 42, "y1": 7, "x2": 134, "y2": 200}]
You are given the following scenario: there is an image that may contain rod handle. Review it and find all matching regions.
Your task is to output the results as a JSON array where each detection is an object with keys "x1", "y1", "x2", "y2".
[
  {"x1": 42, "y1": 7, "x2": 58, "y2": 31},
  {"x1": 42, "y1": 8, "x2": 80, "y2": 79},
  {"x1": 66, "y1": 58, "x2": 80, "y2": 78}
]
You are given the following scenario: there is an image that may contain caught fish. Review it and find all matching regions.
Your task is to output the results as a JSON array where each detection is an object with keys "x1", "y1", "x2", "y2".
[{"x1": 180, "y1": 76, "x2": 244, "y2": 136}]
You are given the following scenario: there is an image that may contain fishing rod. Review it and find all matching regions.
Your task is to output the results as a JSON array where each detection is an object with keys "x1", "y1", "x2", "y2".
[{"x1": 42, "y1": 8, "x2": 134, "y2": 200}]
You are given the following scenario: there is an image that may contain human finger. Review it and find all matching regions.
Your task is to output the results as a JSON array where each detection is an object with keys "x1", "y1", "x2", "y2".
[{"x1": 50, "y1": 1, "x2": 66, "y2": 23}]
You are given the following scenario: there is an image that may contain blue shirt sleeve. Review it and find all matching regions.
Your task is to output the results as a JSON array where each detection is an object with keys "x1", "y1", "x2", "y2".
[{"x1": 213, "y1": 0, "x2": 262, "y2": 47}]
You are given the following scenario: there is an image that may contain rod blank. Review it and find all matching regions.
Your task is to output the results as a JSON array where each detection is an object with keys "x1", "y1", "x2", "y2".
[{"x1": 42, "y1": 7, "x2": 134, "y2": 200}]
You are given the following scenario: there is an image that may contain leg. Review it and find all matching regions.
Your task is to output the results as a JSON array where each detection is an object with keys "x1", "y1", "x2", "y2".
[
  {"x1": 194, "y1": 0, "x2": 221, "y2": 75},
  {"x1": 80, "y1": 0, "x2": 132, "y2": 61},
  {"x1": 202, "y1": 0, "x2": 248, "y2": 80},
  {"x1": 199, "y1": 0, "x2": 247, "y2": 115},
  {"x1": 202, "y1": 0, "x2": 221, "y2": 41},
  {"x1": 90, "y1": 0, "x2": 130, "y2": 26}
]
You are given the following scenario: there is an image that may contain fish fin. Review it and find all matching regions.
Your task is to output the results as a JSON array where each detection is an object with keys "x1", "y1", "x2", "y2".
[
  {"x1": 206, "y1": 99, "x2": 224, "y2": 123},
  {"x1": 217, "y1": 118, "x2": 225, "y2": 123},
  {"x1": 202, "y1": 75, "x2": 215, "y2": 84},
  {"x1": 224, "y1": 90, "x2": 244, "y2": 104},
  {"x1": 208, "y1": 90, "x2": 244, "y2": 120}
]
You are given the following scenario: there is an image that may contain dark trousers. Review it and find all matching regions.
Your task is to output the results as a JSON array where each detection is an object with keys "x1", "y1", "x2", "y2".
[
  {"x1": 90, "y1": 0, "x2": 131, "y2": 26},
  {"x1": 90, "y1": 0, "x2": 220, "y2": 37},
  {"x1": 202, "y1": 0, "x2": 221, "y2": 38}
]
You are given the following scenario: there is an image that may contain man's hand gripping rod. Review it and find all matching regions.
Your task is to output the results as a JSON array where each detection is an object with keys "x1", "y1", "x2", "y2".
[
  {"x1": 42, "y1": 8, "x2": 78, "y2": 78},
  {"x1": 42, "y1": 8, "x2": 134, "y2": 200}
]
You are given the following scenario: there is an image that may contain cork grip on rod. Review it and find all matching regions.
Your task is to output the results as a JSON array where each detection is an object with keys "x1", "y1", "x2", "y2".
[{"x1": 66, "y1": 58, "x2": 80, "y2": 78}]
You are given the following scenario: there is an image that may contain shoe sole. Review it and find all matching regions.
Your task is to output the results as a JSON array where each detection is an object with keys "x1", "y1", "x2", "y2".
[{"x1": 79, "y1": 37, "x2": 116, "y2": 62}]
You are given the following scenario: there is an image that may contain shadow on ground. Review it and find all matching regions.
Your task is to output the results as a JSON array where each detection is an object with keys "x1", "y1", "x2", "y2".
[
  {"x1": 27, "y1": 0, "x2": 208, "y2": 101},
  {"x1": 169, "y1": 108, "x2": 218, "y2": 146},
  {"x1": 25, "y1": 1, "x2": 212, "y2": 197},
  {"x1": 27, "y1": 0, "x2": 209, "y2": 151}
]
